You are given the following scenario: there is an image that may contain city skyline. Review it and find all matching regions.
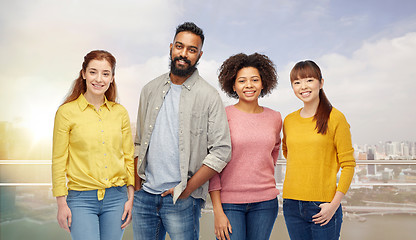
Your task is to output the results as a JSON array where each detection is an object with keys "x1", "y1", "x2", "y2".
[{"x1": 1, "y1": 0, "x2": 416, "y2": 145}]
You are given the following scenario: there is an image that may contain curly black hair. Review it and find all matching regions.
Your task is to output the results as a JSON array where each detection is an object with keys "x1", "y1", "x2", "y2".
[
  {"x1": 174, "y1": 22, "x2": 205, "y2": 46},
  {"x1": 218, "y1": 53, "x2": 278, "y2": 99}
]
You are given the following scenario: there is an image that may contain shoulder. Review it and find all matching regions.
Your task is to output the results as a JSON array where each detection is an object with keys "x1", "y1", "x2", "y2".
[
  {"x1": 225, "y1": 105, "x2": 234, "y2": 113},
  {"x1": 263, "y1": 107, "x2": 282, "y2": 120},
  {"x1": 194, "y1": 76, "x2": 219, "y2": 94},
  {"x1": 330, "y1": 107, "x2": 348, "y2": 123},
  {"x1": 142, "y1": 73, "x2": 169, "y2": 92},
  {"x1": 56, "y1": 100, "x2": 77, "y2": 115},
  {"x1": 284, "y1": 109, "x2": 301, "y2": 121},
  {"x1": 225, "y1": 105, "x2": 236, "y2": 118}
]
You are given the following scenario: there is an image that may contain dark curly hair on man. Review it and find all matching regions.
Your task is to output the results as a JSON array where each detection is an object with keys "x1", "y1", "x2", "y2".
[
  {"x1": 218, "y1": 53, "x2": 278, "y2": 99},
  {"x1": 174, "y1": 22, "x2": 205, "y2": 47}
]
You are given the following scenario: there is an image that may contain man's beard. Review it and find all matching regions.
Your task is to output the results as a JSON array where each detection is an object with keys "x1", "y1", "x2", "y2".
[{"x1": 170, "y1": 54, "x2": 199, "y2": 77}]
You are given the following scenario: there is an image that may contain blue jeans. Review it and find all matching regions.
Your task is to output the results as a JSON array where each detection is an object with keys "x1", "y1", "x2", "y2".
[
  {"x1": 283, "y1": 199, "x2": 343, "y2": 240},
  {"x1": 221, "y1": 197, "x2": 278, "y2": 240},
  {"x1": 132, "y1": 189, "x2": 202, "y2": 240},
  {"x1": 66, "y1": 186, "x2": 128, "y2": 240}
]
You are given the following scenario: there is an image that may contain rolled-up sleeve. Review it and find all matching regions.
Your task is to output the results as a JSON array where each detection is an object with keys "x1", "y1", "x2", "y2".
[{"x1": 202, "y1": 92, "x2": 231, "y2": 173}]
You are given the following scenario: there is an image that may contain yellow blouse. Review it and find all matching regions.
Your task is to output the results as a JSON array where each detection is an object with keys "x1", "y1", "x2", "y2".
[{"x1": 52, "y1": 94, "x2": 134, "y2": 200}]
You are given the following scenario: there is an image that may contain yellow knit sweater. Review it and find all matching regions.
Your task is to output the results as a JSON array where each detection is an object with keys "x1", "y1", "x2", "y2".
[{"x1": 282, "y1": 107, "x2": 356, "y2": 202}]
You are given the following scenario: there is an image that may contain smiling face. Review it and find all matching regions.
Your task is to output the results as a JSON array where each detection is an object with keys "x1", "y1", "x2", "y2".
[
  {"x1": 233, "y1": 67, "x2": 263, "y2": 103},
  {"x1": 82, "y1": 59, "x2": 114, "y2": 99},
  {"x1": 291, "y1": 77, "x2": 323, "y2": 105},
  {"x1": 169, "y1": 31, "x2": 203, "y2": 77}
]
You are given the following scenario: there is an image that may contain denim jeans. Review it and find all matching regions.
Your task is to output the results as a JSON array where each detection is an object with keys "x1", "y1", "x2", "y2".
[
  {"x1": 220, "y1": 197, "x2": 278, "y2": 240},
  {"x1": 132, "y1": 189, "x2": 202, "y2": 240},
  {"x1": 283, "y1": 199, "x2": 343, "y2": 240},
  {"x1": 66, "y1": 186, "x2": 128, "y2": 240}
]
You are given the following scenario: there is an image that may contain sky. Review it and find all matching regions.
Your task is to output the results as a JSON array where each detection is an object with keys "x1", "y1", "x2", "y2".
[{"x1": 1, "y1": 0, "x2": 415, "y2": 145}]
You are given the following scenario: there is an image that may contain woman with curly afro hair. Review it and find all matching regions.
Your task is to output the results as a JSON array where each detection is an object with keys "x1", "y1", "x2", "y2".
[{"x1": 209, "y1": 53, "x2": 282, "y2": 240}]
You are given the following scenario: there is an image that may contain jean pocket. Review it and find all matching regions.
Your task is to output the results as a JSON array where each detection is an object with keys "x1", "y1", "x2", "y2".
[
  {"x1": 312, "y1": 201, "x2": 326, "y2": 207},
  {"x1": 115, "y1": 185, "x2": 127, "y2": 194},
  {"x1": 67, "y1": 190, "x2": 82, "y2": 199}
]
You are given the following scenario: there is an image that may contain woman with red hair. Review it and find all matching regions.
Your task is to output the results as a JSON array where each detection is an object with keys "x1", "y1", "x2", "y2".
[{"x1": 52, "y1": 50, "x2": 134, "y2": 240}]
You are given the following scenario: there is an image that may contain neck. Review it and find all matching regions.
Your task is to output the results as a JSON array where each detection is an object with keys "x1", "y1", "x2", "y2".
[
  {"x1": 234, "y1": 100, "x2": 263, "y2": 114},
  {"x1": 301, "y1": 100, "x2": 319, "y2": 118},
  {"x1": 84, "y1": 92, "x2": 105, "y2": 110},
  {"x1": 170, "y1": 73, "x2": 189, "y2": 85}
]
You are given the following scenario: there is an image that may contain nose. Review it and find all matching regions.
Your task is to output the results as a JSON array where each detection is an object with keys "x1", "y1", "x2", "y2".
[
  {"x1": 96, "y1": 73, "x2": 104, "y2": 82},
  {"x1": 300, "y1": 81, "x2": 307, "y2": 89},
  {"x1": 179, "y1": 48, "x2": 188, "y2": 58},
  {"x1": 246, "y1": 80, "x2": 253, "y2": 87}
]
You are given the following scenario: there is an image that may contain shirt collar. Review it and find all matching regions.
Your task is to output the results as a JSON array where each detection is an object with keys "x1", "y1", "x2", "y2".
[
  {"x1": 167, "y1": 69, "x2": 200, "y2": 91},
  {"x1": 77, "y1": 93, "x2": 113, "y2": 111}
]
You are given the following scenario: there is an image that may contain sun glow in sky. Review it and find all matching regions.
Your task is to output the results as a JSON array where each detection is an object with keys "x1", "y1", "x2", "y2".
[{"x1": 1, "y1": 0, "x2": 416, "y2": 145}]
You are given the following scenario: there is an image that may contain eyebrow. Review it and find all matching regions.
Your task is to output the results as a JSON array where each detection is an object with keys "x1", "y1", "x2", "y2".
[
  {"x1": 175, "y1": 41, "x2": 199, "y2": 51},
  {"x1": 87, "y1": 68, "x2": 111, "y2": 72}
]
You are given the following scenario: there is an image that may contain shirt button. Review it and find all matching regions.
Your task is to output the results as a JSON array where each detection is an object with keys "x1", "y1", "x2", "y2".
[
  {"x1": 101, "y1": 130, "x2": 104, "y2": 132},
  {"x1": 104, "y1": 154, "x2": 107, "y2": 156},
  {"x1": 145, "y1": 142, "x2": 148, "y2": 145},
  {"x1": 105, "y1": 166, "x2": 107, "y2": 168},
  {"x1": 149, "y1": 125, "x2": 152, "y2": 128},
  {"x1": 99, "y1": 119, "x2": 102, "y2": 121},
  {"x1": 102, "y1": 141, "x2": 105, "y2": 144},
  {"x1": 162, "y1": 91, "x2": 166, "y2": 94},
  {"x1": 155, "y1": 107, "x2": 159, "y2": 110}
]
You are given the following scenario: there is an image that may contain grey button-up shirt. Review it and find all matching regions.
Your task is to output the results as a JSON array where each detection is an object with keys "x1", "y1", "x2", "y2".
[{"x1": 134, "y1": 70, "x2": 231, "y2": 203}]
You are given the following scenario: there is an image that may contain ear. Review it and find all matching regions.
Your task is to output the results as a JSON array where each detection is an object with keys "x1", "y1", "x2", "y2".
[
  {"x1": 170, "y1": 43, "x2": 173, "y2": 52},
  {"x1": 320, "y1": 78, "x2": 324, "y2": 89},
  {"x1": 199, "y1": 50, "x2": 203, "y2": 58},
  {"x1": 81, "y1": 70, "x2": 86, "y2": 80}
]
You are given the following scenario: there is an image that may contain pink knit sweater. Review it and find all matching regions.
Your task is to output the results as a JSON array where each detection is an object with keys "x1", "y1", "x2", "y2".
[{"x1": 209, "y1": 105, "x2": 282, "y2": 203}]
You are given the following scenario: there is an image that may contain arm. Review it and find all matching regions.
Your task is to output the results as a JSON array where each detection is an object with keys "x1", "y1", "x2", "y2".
[
  {"x1": 120, "y1": 108, "x2": 135, "y2": 229},
  {"x1": 161, "y1": 164, "x2": 218, "y2": 198},
  {"x1": 134, "y1": 156, "x2": 142, "y2": 191},
  {"x1": 202, "y1": 92, "x2": 231, "y2": 173},
  {"x1": 282, "y1": 122, "x2": 288, "y2": 159},
  {"x1": 52, "y1": 107, "x2": 72, "y2": 231},
  {"x1": 121, "y1": 185, "x2": 134, "y2": 229},
  {"x1": 56, "y1": 196, "x2": 71, "y2": 233},
  {"x1": 334, "y1": 112, "x2": 356, "y2": 194},
  {"x1": 272, "y1": 112, "x2": 283, "y2": 165},
  {"x1": 121, "y1": 107, "x2": 135, "y2": 188},
  {"x1": 210, "y1": 190, "x2": 232, "y2": 240},
  {"x1": 52, "y1": 107, "x2": 70, "y2": 197},
  {"x1": 133, "y1": 87, "x2": 147, "y2": 191},
  {"x1": 313, "y1": 112, "x2": 355, "y2": 226}
]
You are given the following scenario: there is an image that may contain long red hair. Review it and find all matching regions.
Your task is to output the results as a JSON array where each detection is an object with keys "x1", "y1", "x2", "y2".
[
  {"x1": 290, "y1": 60, "x2": 332, "y2": 134},
  {"x1": 63, "y1": 50, "x2": 117, "y2": 105}
]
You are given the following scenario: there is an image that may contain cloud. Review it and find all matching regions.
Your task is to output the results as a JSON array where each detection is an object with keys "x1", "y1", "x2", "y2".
[{"x1": 262, "y1": 32, "x2": 416, "y2": 144}]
